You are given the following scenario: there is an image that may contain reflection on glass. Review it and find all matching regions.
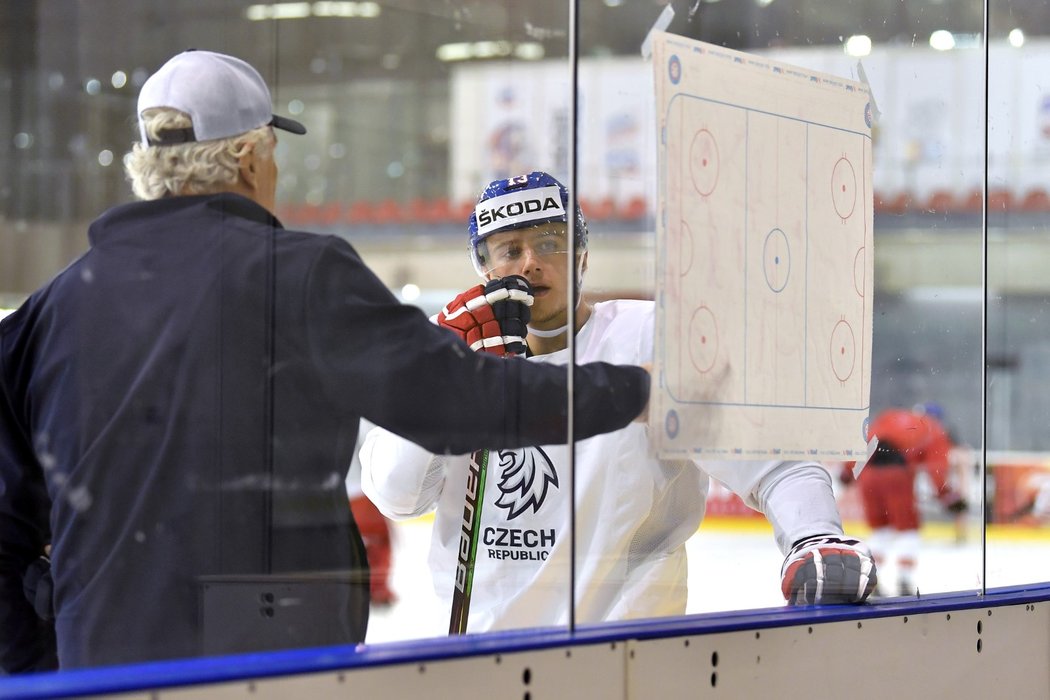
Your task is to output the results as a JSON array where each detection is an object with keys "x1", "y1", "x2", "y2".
[
  {"x1": 576, "y1": 0, "x2": 987, "y2": 621},
  {"x1": 985, "y1": 8, "x2": 1050, "y2": 589},
  {"x1": 1, "y1": 0, "x2": 1041, "y2": 681},
  {"x1": 583, "y1": 22, "x2": 849, "y2": 620},
  {"x1": 1, "y1": 1, "x2": 623, "y2": 673}
]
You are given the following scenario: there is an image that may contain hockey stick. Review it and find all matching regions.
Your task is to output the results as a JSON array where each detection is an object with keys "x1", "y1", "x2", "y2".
[
  {"x1": 445, "y1": 275, "x2": 532, "y2": 634},
  {"x1": 449, "y1": 448, "x2": 489, "y2": 634}
]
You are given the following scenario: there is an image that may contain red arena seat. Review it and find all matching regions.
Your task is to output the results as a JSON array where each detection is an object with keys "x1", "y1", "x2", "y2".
[
  {"x1": 1021, "y1": 188, "x2": 1050, "y2": 212},
  {"x1": 960, "y1": 188, "x2": 985, "y2": 213},
  {"x1": 424, "y1": 198, "x2": 452, "y2": 223},
  {"x1": 453, "y1": 199, "x2": 476, "y2": 225},
  {"x1": 874, "y1": 191, "x2": 914, "y2": 214},
  {"x1": 346, "y1": 200, "x2": 377, "y2": 225},
  {"x1": 580, "y1": 196, "x2": 615, "y2": 221},
  {"x1": 373, "y1": 199, "x2": 403, "y2": 224},
  {"x1": 618, "y1": 195, "x2": 648, "y2": 220},
  {"x1": 318, "y1": 202, "x2": 342, "y2": 226},
  {"x1": 987, "y1": 188, "x2": 1015, "y2": 213},
  {"x1": 925, "y1": 189, "x2": 957, "y2": 214}
]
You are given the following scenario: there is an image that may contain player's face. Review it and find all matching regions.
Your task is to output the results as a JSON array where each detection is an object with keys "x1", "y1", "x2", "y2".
[{"x1": 481, "y1": 223, "x2": 577, "y2": 329}]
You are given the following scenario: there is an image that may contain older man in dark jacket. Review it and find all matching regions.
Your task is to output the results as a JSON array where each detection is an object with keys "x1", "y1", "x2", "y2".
[{"x1": 0, "y1": 49, "x2": 648, "y2": 672}]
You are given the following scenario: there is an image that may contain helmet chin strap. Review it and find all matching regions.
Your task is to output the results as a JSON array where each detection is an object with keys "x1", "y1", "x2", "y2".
[{"x1": 527, "y1": 323, "x2": 569, "y2": 338}]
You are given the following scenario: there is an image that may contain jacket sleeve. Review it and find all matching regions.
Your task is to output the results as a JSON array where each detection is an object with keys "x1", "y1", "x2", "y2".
[
  {"x1": 359, "y1": 424, "x2": 448, "y2": 520},
  {"x1": 0, "y1": 346, "x2": 58, "y2": 673},
  {"x1": 302, "y1": 237, "x2": 649, "y2": 455}
]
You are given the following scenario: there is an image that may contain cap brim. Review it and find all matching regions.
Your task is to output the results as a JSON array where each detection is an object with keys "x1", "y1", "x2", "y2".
[{"x1": 270, "y1": 114, "x2": 306, "y2": 135}]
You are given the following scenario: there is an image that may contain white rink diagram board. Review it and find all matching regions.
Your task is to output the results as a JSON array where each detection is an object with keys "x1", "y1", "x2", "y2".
[{"x1": 649, "y1": 32, "x2": 873, "y2": 461}]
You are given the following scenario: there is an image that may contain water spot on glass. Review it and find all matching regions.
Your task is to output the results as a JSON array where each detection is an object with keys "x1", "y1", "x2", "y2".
[
  {"x1": 67, "y1": 486, "x2": 93, "y2": 512},
  {"x1": 34, "y1": 432, "x2": 57, "y2": 470}
]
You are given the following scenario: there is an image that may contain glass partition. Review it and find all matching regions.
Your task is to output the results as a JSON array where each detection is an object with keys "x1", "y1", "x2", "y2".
[
  {"x1": 985, "y1": 7, "x2": 1050, "y2": 588},
  {"x1": 0, "y1": 0, "x2": 1044, "y2": 683}
]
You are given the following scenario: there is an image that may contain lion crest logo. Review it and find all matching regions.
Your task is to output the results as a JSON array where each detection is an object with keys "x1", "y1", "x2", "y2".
[{"x1": 492, "y1": 447, "x2": 559, "y2": 520}]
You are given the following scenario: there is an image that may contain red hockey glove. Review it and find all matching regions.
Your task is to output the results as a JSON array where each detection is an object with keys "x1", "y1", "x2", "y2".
[
  {"x1": 437, "y1": 275, "x2": 533, "y2": 357},
  {"x1": 781, "y1": 535, "x2": 877, "y2": 605}
]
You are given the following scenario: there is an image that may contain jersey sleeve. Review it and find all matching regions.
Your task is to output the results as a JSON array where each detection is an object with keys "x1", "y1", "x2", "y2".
[
  {"x1": 359, "y1": 423, "x2": 448, "y2": 520},
  {"x1": 700, "y1": 460, "x2": 844, "y2": 554}
]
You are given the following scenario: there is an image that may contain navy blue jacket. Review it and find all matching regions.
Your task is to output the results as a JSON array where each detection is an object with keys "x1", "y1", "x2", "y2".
[{"x1": 0, "y1": 193, "x2": 648, "y2": 671}]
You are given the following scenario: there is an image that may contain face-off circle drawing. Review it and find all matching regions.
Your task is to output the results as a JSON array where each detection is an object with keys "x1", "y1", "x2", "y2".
[
  {"x1": 690, "y1": 128, "x2": 719, "y2": 197},
  {"x1": 689, "y1": 305, "x2": 719, "y2": 374},
  {"x1": 831, "y1": 155, "x2": 857, "y2": 220},
  {"x1": 762, "y1": 228, "x2": 791, "y2": 293},
  {"x1": 829, "y1": 318, "x2": 856, "y2": 383}
]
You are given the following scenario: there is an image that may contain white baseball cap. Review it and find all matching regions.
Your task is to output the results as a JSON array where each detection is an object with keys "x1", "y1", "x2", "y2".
[{"x1": 137, "y1": 49, "x2": 306, "y2": 146}]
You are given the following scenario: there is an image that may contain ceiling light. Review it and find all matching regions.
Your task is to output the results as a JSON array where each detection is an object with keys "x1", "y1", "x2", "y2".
[
  {"x1": 929, "y1": 30, "x2": 955, "y2": 51},
  {"x1": 245, "y1": 3, "x2": 310, "y2": 20},
  {"x1": 312, "y1": 1, "x2": 380, "y2": 17},
  {"x1": 437, "y1": 41, "x2": 539, "y2": 62},
  {"x1": 844, "y1": 35, "x2": 871, "y2": 57},
  {"x1": 436, "y1": 43, "x2": 472, "y2": 62},
  {"x1": 245, "y1": 2, "x2": 380, "y2": 20},
  {"x1": 514, "y1": 43, "x2": 545, "y2": 60}
]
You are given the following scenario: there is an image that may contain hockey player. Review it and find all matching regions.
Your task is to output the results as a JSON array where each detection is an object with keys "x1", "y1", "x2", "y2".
[
  {"x1": 844, "y1": 404, "x2": 968, "y2": 596},
  {"x1": 359, "y1": 171, "x2": 877, "y2": 633}
]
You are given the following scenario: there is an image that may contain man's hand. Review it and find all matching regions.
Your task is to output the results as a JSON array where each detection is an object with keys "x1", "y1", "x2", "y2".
[
  {"x1": 781, "y1": 534, "x2": 877, "y2": 605},
  {"x1": 437, "y1": 275, "x2": 533, "y2": 357}
]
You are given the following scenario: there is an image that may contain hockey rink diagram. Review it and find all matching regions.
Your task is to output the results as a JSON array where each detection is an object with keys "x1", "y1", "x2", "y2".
[{"x1": 650, "y1": 32, "x2": 874, "y2": 460}]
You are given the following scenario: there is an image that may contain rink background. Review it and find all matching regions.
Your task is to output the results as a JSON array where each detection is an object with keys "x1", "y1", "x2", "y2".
[{"x1": 363, "y1": 511, "x2": 1050, "y2": 645}]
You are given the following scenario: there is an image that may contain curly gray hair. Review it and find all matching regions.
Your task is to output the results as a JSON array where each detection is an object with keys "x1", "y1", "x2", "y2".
[{"x1": 125, "y1": 108, "x2": 274, "y2": 201}]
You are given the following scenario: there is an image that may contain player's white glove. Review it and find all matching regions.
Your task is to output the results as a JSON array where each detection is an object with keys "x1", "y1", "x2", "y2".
[
  {"x1": 781, "y1": 534, "x2": 877, "y2": 605},
  {"x1": 437, "y1": 275, "x2": 533, "y2": 357}
]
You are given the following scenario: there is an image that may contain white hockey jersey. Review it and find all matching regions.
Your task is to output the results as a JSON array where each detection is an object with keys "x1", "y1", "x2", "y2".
[{"x1": 360, "y1": 299, "x2": 844, "y2": 632}]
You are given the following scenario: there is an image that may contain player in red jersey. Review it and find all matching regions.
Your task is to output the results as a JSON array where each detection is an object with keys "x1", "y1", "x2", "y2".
[{"x1": 844, "y1": 404, "x2": 967, "y2": 596}]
